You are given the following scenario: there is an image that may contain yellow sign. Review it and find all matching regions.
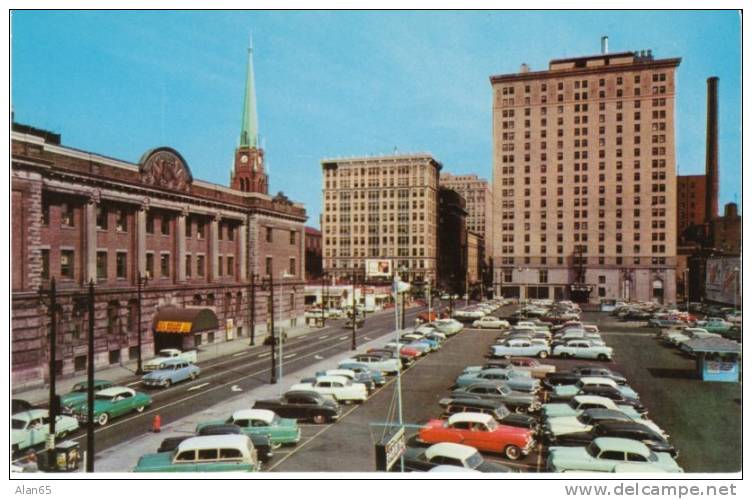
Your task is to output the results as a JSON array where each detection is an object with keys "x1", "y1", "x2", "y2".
[{"x1": 156, "y1": 321, "x2": 192, "y2": 333}]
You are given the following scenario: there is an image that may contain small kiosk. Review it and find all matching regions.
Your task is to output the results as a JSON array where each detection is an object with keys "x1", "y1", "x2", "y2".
[{"x1": 683, "y1": 337, "x2": 742, "y2": 383}]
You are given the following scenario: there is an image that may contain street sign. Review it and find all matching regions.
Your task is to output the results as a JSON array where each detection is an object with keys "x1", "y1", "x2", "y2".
[{"x1": 374, "y1": 426, "x2": 405, "y2": 471}]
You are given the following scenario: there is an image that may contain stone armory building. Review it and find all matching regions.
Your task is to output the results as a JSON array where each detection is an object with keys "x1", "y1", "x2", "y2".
[{"x1": 11, "y1": 45, "x2": 307, "y2": 387}]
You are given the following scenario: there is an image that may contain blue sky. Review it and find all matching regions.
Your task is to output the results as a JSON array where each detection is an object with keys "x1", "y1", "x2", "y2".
[{"x1": 11, "y1": 10, "x2": 742, "y2": 227}]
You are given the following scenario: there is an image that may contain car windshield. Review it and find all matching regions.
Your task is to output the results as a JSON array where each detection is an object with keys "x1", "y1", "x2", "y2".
[
  {"x1": 577, "y1": 413, "x2": 591, "y2": 424},
  {"x1": 495, "y1": 406, "x2": 511, "y2": 418},
  {"x1": 585, "y1": 442, "x2": 601, "y2": 457},
  {"x1": 485, "y1": 419, "x2": 498, "y2": 431},
  {"x1": 466, "y1": 451, "x2": 483, "y2": 469},
  {"x1": 11, "y1": 419, "x2": 26, "y2": 430},
  {"x1": 647, "y1": 451, "x2": 659, "y2": 463},
  {"x1": 568, "y1": 399, "x2": 581, "y2": 409},
  {"x1": 72, "y1": 383, "x2": 86, "y2": 392},
  {"x1": 496, "y1": 385, "x2": 511, "y2": 395}
]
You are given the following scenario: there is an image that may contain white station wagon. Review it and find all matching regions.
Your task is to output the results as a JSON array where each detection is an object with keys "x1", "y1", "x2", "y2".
[
  {"x1": 553, "y1": 340, "x2": 613, "y2": 360},
  {"x1": 290, "y1": 375, "x2": 368, "y2": 403},
  {"x1": 472, "y1": 316, "x2": 510, "y2": 329}
]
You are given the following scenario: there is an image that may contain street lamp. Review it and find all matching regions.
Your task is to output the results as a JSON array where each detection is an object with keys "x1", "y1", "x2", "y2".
[
  {"x1": 266, "y1": 273, "x2": 276, "y2": 384},
  {"x1": 38, "y1": 277, "x2": 59, "y2": 451},
  {"x1": 351, "y1": 269, "x2": 357, "y2": 351},
  {"x1": 249, "y1": 272, "x2": 258, "y2": 346},
  {"x1": 734, "y1": 267, "x2": 740, "y2": 311},
  {"x1": 321, "y1": 272, "x2": 328, "y2": 328},
  {"x1": 684, "y1": 267, "x2": 690, "y2": 312},
  {"x1": 136, "y1": 273, "x2": 149, "y2": 375}
]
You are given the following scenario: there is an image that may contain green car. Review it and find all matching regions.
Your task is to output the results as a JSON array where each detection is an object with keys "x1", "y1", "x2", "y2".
[
  {"x1": 72, "y1": 386, "x2": 152, "y2": 426},
  {"x1": 547, "y1": 437, "x2": 683, "y2": 473},
  {"x1": 195, "y1": 409, "x2": 300, "y2": 448},
  {"x1": 60, "y1": 380, "x2": 114, "y2": 413},
  {"x1": 134, "y1": 435, "x2": 259, "y2": 472}
]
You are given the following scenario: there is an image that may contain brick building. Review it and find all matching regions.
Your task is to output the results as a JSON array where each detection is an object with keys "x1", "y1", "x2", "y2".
[
  {"x1": 491, "y1": 46, "x2": 679, "y2": 304},
  {"x1": 437, "y1": 188, "x2": 468, "y2": 294},
  {"x1": 677, "y1": 174, "x2": 707, "y2": 245},
  {"x1": 711, "y1": 202, "x2": 742, "y2": 256},
  {"x1": 11, "y1": 44, "x2": 306, "y2": 387},
  {"x1": 439, "y1": 173, "x2": 493, "y2": 261},
  {"x1": 305, "y1": 226, "x2": 323, "y2": 281}
]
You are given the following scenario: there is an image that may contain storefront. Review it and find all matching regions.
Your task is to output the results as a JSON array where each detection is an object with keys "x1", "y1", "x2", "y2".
[
  {"x1": 152, "y1": 307, "x2": 220, "y2": 351},
  {"x1": 683, "y1": 337, "x2": 741, "y2": 383}
]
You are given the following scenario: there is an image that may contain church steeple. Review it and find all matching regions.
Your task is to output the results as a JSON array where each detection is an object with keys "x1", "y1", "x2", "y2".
[{"x1": 231, "y1": 35, "x2": 268, "y2": 194}]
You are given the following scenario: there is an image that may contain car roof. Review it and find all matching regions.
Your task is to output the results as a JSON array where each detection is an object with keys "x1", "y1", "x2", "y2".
[
  {"x1": 579, "y1": 377, "x2": 617, "y2": 385},
  {"x1": 593, "y1": 437, "x2": 651, "y2": 456},
  {"x1": 447, "y1": 398, "x2": 502, "y2": 409},
  {"x1": 447, "y1": 412, "x2": 495, "y2": 425},
  {"x1": 316, "y1": 375, "x2": 350, "y2": 383},
  {"x1": 583, "y1": 409, "x2": 631, "y2": 419},
  {"x1": 284, "y1": 390, "x2": 322, "y2": 399},
  {"x1": 97, "y1": 386, "x2": 135, "y2": 397},
  {"x1": 573, "y1": 395, "x2": 614, "y2": 405},
  {"x1": 596, "y1": 421, "x2": 658, "y2": 435},
  {"x1": 177, "y1": 435, "x2": 251, "y2": 452},
  {"x1": 233, "y1": 409, "x2": 276, "y2": 422},
  {"x1": 325, "y1": 369, "x2": 355, "y2": 377},
  {"x1": 425, "y1": 442, "x2": 478, "y2": 461},
  {"x1": 12, "y1": 408, "x2": 49, "y2": 421}
]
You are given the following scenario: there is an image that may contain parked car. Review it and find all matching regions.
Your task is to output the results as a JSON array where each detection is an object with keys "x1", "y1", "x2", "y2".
[
  {"x1": 60, "y1": 380, "x2": 115, "y2": 410},
  {"x1": 306, "y1": 368, "x2": 376, "y2": 392},
  {"x1": 553, "y1": 340, "x2": 613, "y2": 360},
  {"x1": 338, "y1": 362, "x2": 386, "y2": 387},
  {"x1": 551, "y1": 377, "x2": 639, "y2": 402},
  {"x1": 342, "y1": 353, "x2": 401, "y2": 375},
  {"x1": 441, "y1": 398, "x2": 539, "y2": 432},
  {"x1": 442, "y1": 382, "x2": 541, "y2": 414},
  {"x1": 431, "y1": 319, "x2": 465, "y2": 335},
  {"x1": 695, "y1": 317, "x2": 734, "y2": 334},
  {"x1": 490, "y1": 339, "x2": 551, "y2": 359},
  {"x1": 543, "y1": 395, "x2": 642, "y2": 421},
  {"x1": 544, "y1": 421, "x2": 677, "y2": 457},
  {"x1": 344, "y1": 315, "x2": 365, "y2": 329},
  {"x1": 142, "y1": 348, "x2": 198, "y2": 372},
  {"x1": 253, "y1": 390, "x2": 341, "y2": 424},
  {"x1": 418, "y1": 413, "x2": 535, "y2": 460},
  {"x1": 544, "y1": 367, "x2": 626, "y2": 389},
  {"x1": 506, "y1": 357, "x2": 556, "y2": 378},
  {"x1": 455, "y1": 368, "x2": 540, "y2": 393},
  {"x1": 401, "y1": 442, "x2": 514, "y2": 472},
  {"x1": 547, "y1": 437, "x2": 683, "y2": 473},
  {"x1": 158, "y1": 430, "x2": 273, "y2": 463},
  {"x1": 142, "y1": 358, "x2": 201, "y2": 388},
  {"x1": 134, "y1": 435, "x2": 260, "y2": 472},
  {"x1": 472, "y1": 316, "x2": 510, "y2": 329},
  {"x1": 195, "y1": 409, "x2": 300, "y2": 448},
  {"x1": 12, "y1": 399, "x2": 34, "y2": 415},
  {"x1": 367, "y1": 347, "x2": 419, "y2": 365},
  {"x1": 544, "y1": 408, "x2": 668, "y2": 440},
  {"x1": 71, "y1": 386, "x2": 153, "y2": 426},
  {"x1": 290, "y1": 375, "x2": 368, "y2": 403},
  {"x1": 418, "y1": 311, "x2": 438, "y2": 323},
  {"x1": 11, "y1": 409, "x2": 80, "y2": 452}
]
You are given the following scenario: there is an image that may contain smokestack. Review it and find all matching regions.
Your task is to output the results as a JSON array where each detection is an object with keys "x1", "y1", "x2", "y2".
[
  {"x1": 705, "y1": 77, "x2": 719, "y2": 225},
  {"x1": 601, "y1": 36, "x2": 609, "y2": 54}
]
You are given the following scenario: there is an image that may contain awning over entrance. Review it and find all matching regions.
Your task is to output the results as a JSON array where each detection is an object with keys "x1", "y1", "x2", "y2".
[{"x1": 153, "y1": 307, "x2": 219, "y2": 334}]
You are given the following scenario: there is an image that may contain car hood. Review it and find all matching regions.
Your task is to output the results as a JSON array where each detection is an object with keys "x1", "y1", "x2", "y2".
[
  {"x1": 502, "y1": 413, "x2": 538, "y2": 429},
  {"x1": 548, "y1": 446, "x2": 595, "y2": 469},
  {"x1": 476, "y1": 460, "x2": 515, "y2": 472},
  {"x1": 142, "y1": 370, "x2": 172, "y2": 380},
  {"x1": 546, "y1": 416, "x2": 590, "y2": 435},
  {"x1": 134, "y1": 452, "x2": 174, "y2": 471},
  {"x1": 543, "y1": 403, "x2": 576, "y2": 418}
]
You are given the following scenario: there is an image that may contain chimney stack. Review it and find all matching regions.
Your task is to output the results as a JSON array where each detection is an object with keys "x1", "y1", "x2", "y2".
[
  {"x1": 705, "y1": 77, "x2": 720, "y2": 226},
  {"x1": 601, "y1": 36, "x2": 609, "y2": 54}
]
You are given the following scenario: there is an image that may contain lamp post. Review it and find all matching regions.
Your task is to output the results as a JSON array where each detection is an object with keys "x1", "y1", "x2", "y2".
[
  {"x1": 351, "y1": 270, "x2": 357, "y2": 351},
  {"x1": 136, "y1": 273, "x2": 149, "y2": 375},
  {"x1": 684, "y1": 267, "x2": 690, "y2": 311},
  {"x1": 38, "y1": 277, "x2": 58, "y2": 451},
  {"x1": 734, "y1": 267, "x2": 740, "y2": 311},
  {"x1": 321, "y1": 272, "x2": 327, "y2": 328},
  {"x1": 249, "y1": 272, "x2": 257, "y2": 346},
  {"x1": 267, "y1": 274, "x2": 276, "y2": 384},
  {"x1": 85, "y1": 279, "x2": 95, "y2": 472}
]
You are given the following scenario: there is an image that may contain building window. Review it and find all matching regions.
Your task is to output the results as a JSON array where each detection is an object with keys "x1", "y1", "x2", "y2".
[
  {"x1": 227, "y1": 225, "x2": 234, "y2": 241},
  {"x1": 266, "y1": 227, "x2": 273, "y2": 242},
  {"x1": 116, "y1": 252, "x2": 127, "y2": 279},
  {"x1": 60, "y1": 249, "x2": 75, "y2": 279},
  {"x1": 186, "y1": 219, "x2": 192, "y2": 238},
  {"x1": 218, "y1": 256, "x2": 223, "y2": 277},
  {"x1": 146, "y1": 212, "x2": 155, "y2": 234},
  {"x1": 97, "y1": 251, "x2": 107, "y2": 279},
  {"x1": 185, "y1": 255, "x2": 192, "y2": 278},
  {"x1": 116, "y1": 209, "x2": 127, "y2": 232},
  {"x1": 290, "y1": 230, "x2": 296, "y2": 245},
  {"x1": 96, "y1": 206, "x2": 108, "y2": 230},
  {"x1": 197, "y1": 255, "x2": 205, "y2": 277},
  {"x1": 109, "y1": 349, "x2": 120, "y2": 365},
  {"x1": 289, "y1": 257, "x2": 296, "y2": 276},
  {"x1": 539, "y1": 270, "x2": 548, "y2": 284},
  {"x1": 227, "y1": 256, "x2": 234, "y2": 276},
  {"x1": 197, "y1": 220, "x2": 205, "y2": 239},
  {"x1": 266, "y1": 256, "x2": 273, "y2": 276},
  {"x1": 41, "y1": 249, "x2": 50, "y2": 279},
  {"x1": 145, "y1": 253, "x2": 155, "y2": 278},
  {"x1": 42, "y1": 198, "x2": 51, "y2": 225},
  {"x1": 161, "y1": 215, "x2": 170, "y2": 235},
  {"x1": 160, "y1": 254, "x2": 170, "y2": 277},
  {"x1": 61, "y1": 203, "x2": 75, "y2": 227}
]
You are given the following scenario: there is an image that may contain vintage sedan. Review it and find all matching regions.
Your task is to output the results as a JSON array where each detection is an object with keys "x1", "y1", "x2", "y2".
[
  {"x1": 134, "y1": 435, "x2": 260, "y2": 472},
  {"x1": 342, "y1": 353, "x2": 401, "y2": 375},
  {"x1": 11, "y1": 409, "x2": 80, "y2": 452},
  {"x1": 455, "y1": 368, "x2": 539, "y2": 393},
  {"x1": 547, "y1": 437, "x2": 683, "y2": 473},
  {"x1": 307, "y1": 368, "x2": 376, "y2": 392},
  {"x1": 490, "y1": 339, "x2": 551, "y2": 359},
  {"x1": 443, "y1": 382, "x2": 541, "y2": 414},
  {"x1": 195, "y1": 409, "x2": 300, "y2": 447},
  {"x1": 544, "y1": 421, "x2": 677, "y2": 457},
  {"x1": 543, "y1": 395, "x2": 643, "y2": 421},
  {"x1": 60, "y1": 380, "x2": 114, "y2": 411},
  {"x1": 401, "y1": 442, "x2": 514, "y2": 472},
  {"x1": 472, "y1": 316, "x2": 510, "y2": 330},
  {"x1": 442, "y1": 398, "x2": 539, "y2": 432},
  {"x1": 290, "y1": 375, "x2": 368, "y2": 403},
  {"x1": 553, "y1": 340, "x2": 613, "y2": 360},
  {"x1": 432, "y1": 319, "x2": 465, "y2": 335},
  {"x1": 141, "y1": 358, "x2": 201, "y2": 388},
  {"x1": 544, "y1": 408, "x2": 667, "y2": 440},
  {"x1": 253, "y1": 390, "x2": 341, "y2": 424},
  {"x1": 12, "y1": 399, "x2": 34, "y2": 415},
  {"x1": 72, "y1": 386, "x2": 153, "y2": 426},
  {"x1": 551, "y1": 377, "x2": 639, "y2": 401},
  {"x1": 506, "y1": 358, "x2": 556, "y2": 378},
  {"x1": 338, "y1": 362, "x2": 386, "y2": 387},
  {"x1": 544, "y1": 366, "x2": 627, "y2": 388},
  {"x1": 158, "y1": 430, "x2": 273, "y2": 463},
  {"x1": 418, "y1": 413, "x2": 535, "y2": 460}
]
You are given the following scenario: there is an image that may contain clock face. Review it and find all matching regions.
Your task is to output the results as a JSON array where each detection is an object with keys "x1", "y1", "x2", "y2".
[{"x1": 240, "y1": 154, "x2": 248, "y2": 163}]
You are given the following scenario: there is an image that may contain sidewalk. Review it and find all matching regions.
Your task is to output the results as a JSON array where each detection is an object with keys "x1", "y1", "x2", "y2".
[{"x1": 13, "y1": 306, "x2": 408, "y2": 404}]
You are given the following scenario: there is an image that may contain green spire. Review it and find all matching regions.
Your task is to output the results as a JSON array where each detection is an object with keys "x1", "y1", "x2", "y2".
[{"x1": 239, "y1": 36, "x2": 259, "y2": 148}]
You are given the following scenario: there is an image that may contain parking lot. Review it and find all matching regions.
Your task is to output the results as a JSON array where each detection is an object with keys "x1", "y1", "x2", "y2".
[{"x1": 265, "y1": 306, "x2": 741, "y2": 473}]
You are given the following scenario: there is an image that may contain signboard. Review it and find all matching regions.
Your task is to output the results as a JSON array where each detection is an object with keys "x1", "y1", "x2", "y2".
[
  {"x1": 374, "y1": 426, "x2": 406, "y2": 471},
  {"x1": 365, "y1": 259, "x2": 392, "y2": 278},
  {"x1": 155, "y1": 321, "x2": 192, "y2": 333},
  {"x1": 705, "y1": 257, "x2": 740, "y2": 305},
  {"x1": 225, "y1": 319, "x2": 234, "y2": 340}
]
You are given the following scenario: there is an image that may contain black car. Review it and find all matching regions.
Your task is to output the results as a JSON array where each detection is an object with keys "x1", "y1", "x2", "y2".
[
  {"x1": 263, "y1": 331, "x2": 289, "y2": 346},
  {"x1": 253, "y1": 390, "x2": 341, "y2": 424},
  {"x1": 445, "y1": 382, "x2": 540, "y2": 414},
  {"x1": 621, "y1": 310, "x2": 652, "y2": 321},
  {"x1": 545, "y1": 421, "x2": 677, "y2": 457},
  {"x1": 441, "y1": 398, "x2": 539, "y2": 432},
  {"x1": 366, "y1": 348, "x2": 414, "y2": 366},
  {"x1": 548, "y1": 385, "x2": 647, "y2": 413},
  {"x1": 543, "y1": 366, "x2": 626, "y2": 389},
  {"x1": 400, "y1": 445, "x2": 514, "y2": 473},
  {"x1": 12, "y1": 399, "x2": 34, "y2": 414},
  {"x1": 157, "y1": 428, "x2": 274, "y2": 463}
]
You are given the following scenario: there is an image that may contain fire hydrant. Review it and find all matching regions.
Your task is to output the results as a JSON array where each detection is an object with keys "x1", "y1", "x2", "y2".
[{"x1": 152, "y1": 414, "x2": 161, "y2": 433}]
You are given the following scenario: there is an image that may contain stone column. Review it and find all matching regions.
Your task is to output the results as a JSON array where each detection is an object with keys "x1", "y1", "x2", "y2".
[
  {"x1": 176, "y1": 208, "x2": 187, "y2": 282},
  {"x1": 210, "y1": 215, "x2": 220, "y2": 282},
  {"x1": 239, "y1": 222, "x2": 247, "y2": 281},
  {"x1": 136, "y1": 204, "x2": 147, "y2": 279},
  {"x1": 84, "y1": 195, "x2": 98, "y2": 283}
]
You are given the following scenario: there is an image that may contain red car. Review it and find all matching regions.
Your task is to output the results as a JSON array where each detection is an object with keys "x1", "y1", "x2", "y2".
[
  {"x1": 418, "y1": 311, "x2": 438, "y2": 323},
  {"x1": 418, "y1": 412, "x2": 535, "y2": 460}
]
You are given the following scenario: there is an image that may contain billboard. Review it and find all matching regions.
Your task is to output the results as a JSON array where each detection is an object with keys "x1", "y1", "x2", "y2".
[
  {"x1": 705, "y1": 256, "x2": 741, "y2": 305},
  {"x1": 365, "y1": 259, "x2": 392, "y2": 278}
]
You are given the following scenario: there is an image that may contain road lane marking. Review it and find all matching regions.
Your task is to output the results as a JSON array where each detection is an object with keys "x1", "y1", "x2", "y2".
[
  {"x1": 187, "y1": 382, "x2": 210, "y2": 391},
  {"x1": 284, "y1": 353, "x2": 297, "y2": 359},
  {"x1": 319, "y1": 335, "x2": 329, "y2": 339},
  {"x1": 338, "y1": 336, "x2": 348, "y2": 340},
  {"x1": 125, "y1": 380, "x2": 142, "y2": 387},
  {"x1": 258, "y1": 352, "x2": 271, "y2": 358},
  {"x1": 231, "y1": 385, "x2": 243, "y2": 392},
  {"x1": 232, "y1": 352, "x2": 246, "y2": 357},
  {"x1": 314, "y1": 355, "x2": 324, "y2": 360}
]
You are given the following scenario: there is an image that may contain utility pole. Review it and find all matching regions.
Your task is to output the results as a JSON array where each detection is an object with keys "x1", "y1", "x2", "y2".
[
  {"x1": 269, "y1": 274, "x2": 276, "y2": 384},
  {"x1": 136, "y1": 273, "x2": 148, "y2": 375},
  {"x1": 249, "y1": 272, "x2": 256, "y2": 346},
  {"x1": 351, "y1": 271, "x2": 357, "y2": 350},
  {"x1": 39, "y1": 277, "x2": 58, "y2": 451},
  {"x1": 426, "y1": 281, "x2": 432, "y2": 322},
  {"x1": 321, "y1": 273, "x2": 327, "y2": 328},
  {"x1": 86, "y1": 279, "x2": 95, "y2": 472}
]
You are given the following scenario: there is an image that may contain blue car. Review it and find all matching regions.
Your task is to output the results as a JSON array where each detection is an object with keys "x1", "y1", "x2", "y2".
[
  {"x1": 142, "y1": 358, "x2": 200, "y2": 388},
  {"x1": 454, "y1": 368, "x2": 540, "y2": 393},
  {"x1": 338, "y1": 362, "x2": 386, "y2": 387}
]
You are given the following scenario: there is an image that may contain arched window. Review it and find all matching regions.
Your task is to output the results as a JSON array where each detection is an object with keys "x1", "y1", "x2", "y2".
[
  {"x1": 192, "y1": 294, "x2": 202, "y2": 306},
  {"x1": 207, "y1": 293, "x2": 215, "y2": 306}
]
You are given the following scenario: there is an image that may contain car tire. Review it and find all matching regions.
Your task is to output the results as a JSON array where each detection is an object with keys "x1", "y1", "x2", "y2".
[
  {"x1": 136, "y1": 405, "x2": 145, "y2": 413},
  {"x1": 270, "y1": 441, "x2": 282, "y2": 450},
  {"x1": 190, "y1": 372, "x2": 197, "y2": 381},
  {"x1": 504, "y1": 445, "x2": 522, "y2": 461},
  {"x1": 57, "y1": 430, "x2": 68, "y2": 440},
  {"x1": 97, "y1": 413, "x2": 109, "y2": 426},
  {"x1": 514, "y1": 406, "x2": 527, "y2": 415},
  {"x1": 163, "y1": 379, "x2": 172, "y2": 388},
  {"x1": 597, "y1": 354, "x2": 610, "y2": 361},
  {"x1": 312, "y1": 413, "x2": 328, "y2": 424},
  {"x1": 538, "y1": 350, "x2": 549, "y2": 359}
]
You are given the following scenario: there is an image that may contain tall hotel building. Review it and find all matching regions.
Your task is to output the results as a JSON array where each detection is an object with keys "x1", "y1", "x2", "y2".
[
  {"x1": 320, "y1": 154, "x2": 441, "y2": 284},
  {"x1": 490, "y1": 47, "x2": 679, "y2": 303},
  {"x1": 439, "y1": 173, "x2": 493, "y2": 260}
]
